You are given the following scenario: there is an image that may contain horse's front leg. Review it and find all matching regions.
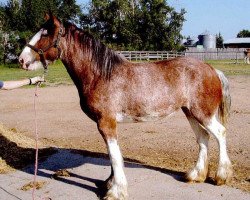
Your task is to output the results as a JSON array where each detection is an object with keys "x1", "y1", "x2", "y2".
[{"x1": 98, "y1": 117, "x2": 128, "y2": 200}]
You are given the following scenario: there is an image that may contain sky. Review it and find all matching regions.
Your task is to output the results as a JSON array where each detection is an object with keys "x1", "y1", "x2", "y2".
[{"x1": 1, "y1": 0, "x2": 249, "y2": 41}]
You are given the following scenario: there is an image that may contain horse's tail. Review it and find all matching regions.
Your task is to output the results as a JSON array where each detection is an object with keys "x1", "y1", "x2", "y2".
[{"x1": 215, "y1": 69, "x2": 231, "y2": 126}]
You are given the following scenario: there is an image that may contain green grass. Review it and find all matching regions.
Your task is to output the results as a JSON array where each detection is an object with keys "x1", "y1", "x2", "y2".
[
  {"x1": 0, "y1": 61, "x2": 72, "y2": 86},
  {"x1": 206, "y1": 60, "x2": 250, "y2": 75},
  {"x1": 0, "y1": 59, "x2": 249, "y2": 87}
]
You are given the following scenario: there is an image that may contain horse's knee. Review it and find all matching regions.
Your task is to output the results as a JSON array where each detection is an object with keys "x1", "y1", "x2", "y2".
[{"x1": 98, "y1": 117, "x2": 117, "y2": 141}]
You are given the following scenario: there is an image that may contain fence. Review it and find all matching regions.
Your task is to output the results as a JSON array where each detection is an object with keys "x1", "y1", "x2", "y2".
[
  {"x1": 118, "y1": 48, "x2": 246, "y2": 62},
  {"x1": 184, "y1": 48, "x2": 245, "y2": 61},
  {"x1": 117, "y1": 51, "x2": 184, "y2": 61}
]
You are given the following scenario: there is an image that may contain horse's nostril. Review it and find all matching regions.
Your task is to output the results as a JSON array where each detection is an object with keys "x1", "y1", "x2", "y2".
[
  {"x1": 25, "y1": 62, "x2": 30, "y2": 68},
  {"x1": 19, "y1": 58, "x2": 24, "y2": 65}
]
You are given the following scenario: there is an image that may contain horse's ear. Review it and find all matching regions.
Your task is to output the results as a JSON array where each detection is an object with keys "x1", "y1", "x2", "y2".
[
  {"x1": 44, "y1": 13, "x2": 50, "y2": 21},
  {"x1": 44, "y1": 10, "x2": 53, "y2": 21}
]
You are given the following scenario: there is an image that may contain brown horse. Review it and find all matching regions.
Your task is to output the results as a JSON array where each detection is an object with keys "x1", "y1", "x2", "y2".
[
  {"x1": 244, "y1": 49, "x2": 250, "y2": 64},
  {"x1": 19, "y1": 14, "x2": 232, "y2": 200}
]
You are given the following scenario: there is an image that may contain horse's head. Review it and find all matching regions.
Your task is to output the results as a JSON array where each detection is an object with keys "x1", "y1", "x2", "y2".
[{"x1": 19, "y1": 13, "x2": 63, "y2": 70}]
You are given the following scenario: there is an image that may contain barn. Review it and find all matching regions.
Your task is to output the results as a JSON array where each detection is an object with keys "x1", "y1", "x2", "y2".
[{"x1": 224, "y1": 38, "x2": 250, "y2": 48}]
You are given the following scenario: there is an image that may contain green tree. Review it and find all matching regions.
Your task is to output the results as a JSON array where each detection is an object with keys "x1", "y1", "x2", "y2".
[
  {"x1": 2, "y1": 0, "x2": 20, "y2": 31},
  {"x1": 138, "y1": 0, "x2": 185, "y2": 50},
  {"x1": 80, "y1": 0, "x2": 186, "y2": 51},
  {"x1": 57, "y1": 0, "x2": 81, "y2": 24},
  {"x1": 0, "y1": 0, "x2": 82, "y2": 63},
  {"x1": 2, "y1": 0, "x2": 81, "y2": 32},
  {"x1": 216, "y1": 32, "x2": 223, "y2": 48},
  {"x1": 80, "y1": 0, "x2": 142, "y2": 50},
  {"x1": 237, "y1": 29, "x2": 250, "y2": 38}
]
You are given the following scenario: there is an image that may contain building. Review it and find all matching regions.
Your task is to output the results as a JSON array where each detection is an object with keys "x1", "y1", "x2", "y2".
[
  {"x1": 198, "y1": 31, "x2": 216, "y2": 49},
  {"x1": 183, "y1": 31, "x2": 216, "y2": 49},
  {"x1": 224, "y1": 38, "x2": 250, "y2": 48}
]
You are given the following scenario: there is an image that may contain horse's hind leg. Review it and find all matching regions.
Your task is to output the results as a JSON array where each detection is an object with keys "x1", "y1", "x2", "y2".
[
  {"x1": 182, "y1": 108, "x2": 210, "y2": 183},
  {"x1": 204, "y1": 115, "x2": 233, "y2": 185},
  {"x1": 98, "y1": 118, "x2": 128, "y2": 200}
]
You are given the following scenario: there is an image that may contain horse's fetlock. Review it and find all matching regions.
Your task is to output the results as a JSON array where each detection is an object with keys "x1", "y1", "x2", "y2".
[
  {"x1": 216, "y1": 162, "x2": 233, "y2": 185},
  {"x1": 104, "y1": 183, "x2": 128, "y2": 200}
]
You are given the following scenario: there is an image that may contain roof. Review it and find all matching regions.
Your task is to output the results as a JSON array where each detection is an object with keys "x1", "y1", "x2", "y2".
[{"x1": 224, "y1": 38, "x2": 250, "y2": 44}]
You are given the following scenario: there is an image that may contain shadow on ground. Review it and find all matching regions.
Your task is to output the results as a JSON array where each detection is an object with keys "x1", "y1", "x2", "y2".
[{"x1": 1, "y1": 133, "x2": 209, "y2": 199}]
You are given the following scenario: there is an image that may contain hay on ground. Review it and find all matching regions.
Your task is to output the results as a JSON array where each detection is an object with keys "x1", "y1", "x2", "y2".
[{"x1": 0, "y1": 123, "x2": 56, "y2": 173}]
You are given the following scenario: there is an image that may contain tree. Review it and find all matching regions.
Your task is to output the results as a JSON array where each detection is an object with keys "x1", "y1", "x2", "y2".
[
  {"x1": 2, "y1": 0, "x2": 20, "y2": 31},
  {"x1": 57, "y1": 0, "x2": 81, "y2": 24},
  {"x1": 0, "y1": 0, "x2": 186, "y2": 63},
  {"x1": 80, "y1": 0, "x2": 142, "y2": 50},
  {"x1": 0, "y1": 0, "x2": 82, "y2": 63},
  {"x1": 2, "y1": 0, "x2": 81, "y2": 32},
  {"x1": 80, "y1": 0, "x2": 186, "y2": 51},
  {"x1": 216, "y1": 32, "x2": 223, "y2": 48},
  {"x1": 237, "y1": 29, "x2": 250, "y2": 38}
]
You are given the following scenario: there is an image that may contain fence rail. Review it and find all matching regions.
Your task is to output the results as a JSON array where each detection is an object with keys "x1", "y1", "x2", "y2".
[
  {"x1": 185, "y1": 48, "x2": 245, "y2": 61},
  {"x1": 118, "y1": 48, "x2": 246, "y2": 62},
  {"x1": 117, "y1": 51, "x2": 184, "y2": 61}
]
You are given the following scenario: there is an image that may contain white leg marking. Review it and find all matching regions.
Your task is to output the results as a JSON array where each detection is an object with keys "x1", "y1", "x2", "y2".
[
  {"x1": 206, "y1": 116, "x2": 232, "y2": 184},
  {"x1": 186, "y1": 117, "x2": 209, "y2": 182},
  {"x1": 106, "y1": 139, "x2": 128, "y2": 199}
]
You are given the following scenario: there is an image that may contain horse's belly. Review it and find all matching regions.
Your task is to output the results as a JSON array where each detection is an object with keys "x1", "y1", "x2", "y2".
[{"x1": 116, "y1": 111, "x2": 172, "y2": 123}]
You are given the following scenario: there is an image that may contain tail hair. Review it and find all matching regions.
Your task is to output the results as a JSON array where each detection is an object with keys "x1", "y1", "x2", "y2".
[{"x1": 215, "y1": 69, "x2": 231, "y2": 125}]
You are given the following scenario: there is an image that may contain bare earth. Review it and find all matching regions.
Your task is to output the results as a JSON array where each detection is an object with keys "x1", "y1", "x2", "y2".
[{"x1": 0, "y1": 75, "x2": 249, "y2": 195}]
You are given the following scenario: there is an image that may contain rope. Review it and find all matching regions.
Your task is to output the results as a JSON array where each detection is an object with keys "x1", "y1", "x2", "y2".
[
  {"x1": 32, "y1": 83, "x2": 39, "y2": 200},
  {"x1": 32, "y1": 70, "x2": 47, "y2": 200}
]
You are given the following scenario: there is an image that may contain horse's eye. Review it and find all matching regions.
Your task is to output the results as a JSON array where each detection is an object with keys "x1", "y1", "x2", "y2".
[{"x1": 42, "y1": 29, "x2": 48, "y2": 36}]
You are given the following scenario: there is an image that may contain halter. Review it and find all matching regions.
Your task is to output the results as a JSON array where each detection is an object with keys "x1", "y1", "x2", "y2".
[{"x1": 26, "y1": 27, "x2": 64, "y2": 70}]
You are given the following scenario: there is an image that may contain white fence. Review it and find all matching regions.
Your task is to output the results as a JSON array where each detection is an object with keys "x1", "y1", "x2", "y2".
[
  {"x1": 117, "y1": 48, "x2": 246, "y2": 61},
  {"x1": 117, "y1": 51, "x2": 184, "y2": 61},
  {"x1": 185, "y1": 48, "x2": 245, "y2": 61}
]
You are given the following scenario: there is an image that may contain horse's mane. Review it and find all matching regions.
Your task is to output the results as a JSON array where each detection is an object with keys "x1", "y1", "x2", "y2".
[{"x1": 64, "y1": 22, "x2": 126, "y2": 79}]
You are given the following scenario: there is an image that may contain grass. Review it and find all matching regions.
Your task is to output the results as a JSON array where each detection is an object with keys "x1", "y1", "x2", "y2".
[
  {"x1": 0, "y1": 60, "x2": 72, "y2": 86},
  {"x1": 0, "y1": 59, "x2": 249, "y2": 87},
  {"x1": 205, "y1": 60, "x2": 250, "y2": 75}
]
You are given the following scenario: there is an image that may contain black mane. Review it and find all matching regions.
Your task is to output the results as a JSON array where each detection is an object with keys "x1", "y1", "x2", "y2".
[{"x1": 64, "y1": 22, "x2": 126, "y2": 79}]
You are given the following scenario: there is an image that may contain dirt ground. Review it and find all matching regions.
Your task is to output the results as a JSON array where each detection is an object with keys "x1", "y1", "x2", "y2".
[{"x1": 0, "y1": 75, "x2": 249, "y2": 192}]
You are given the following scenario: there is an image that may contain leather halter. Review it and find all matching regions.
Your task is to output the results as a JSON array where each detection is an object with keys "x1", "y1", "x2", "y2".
[{"x1": 26, "y1": 27, "x2": 63, "y2": 70}]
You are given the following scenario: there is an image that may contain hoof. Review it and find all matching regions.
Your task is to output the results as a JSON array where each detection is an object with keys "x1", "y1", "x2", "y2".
[
  {"x1": 103, "y1": 194, "x2": 117, "y2": 200},
  {"x1": 103, "y1": 184, "x2": 128, "y2": 200},
  {"x1": 103, "y1": 193, "x2": 127, "y2": 200},
  {"x1": 185, "y1": 168, "x2": 208, "y2": 183},
  {"x1": 215, "y1": 163, "x2": 233, "y2": 186},
  {"x1": 103, "y1": 193, "x2": 119, "y2": 200}
]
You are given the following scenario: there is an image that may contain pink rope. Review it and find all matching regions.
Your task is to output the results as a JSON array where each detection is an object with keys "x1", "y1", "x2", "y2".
[{"x1": 32, "y1": 84, "x2": 39, "y2": 200}]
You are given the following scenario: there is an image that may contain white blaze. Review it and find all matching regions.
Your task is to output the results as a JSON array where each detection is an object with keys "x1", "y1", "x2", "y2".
[{"x1": 19, "y1": 29, "x2": 44, "y2": 70}]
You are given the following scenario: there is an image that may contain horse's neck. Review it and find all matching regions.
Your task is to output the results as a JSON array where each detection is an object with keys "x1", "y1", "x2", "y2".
[{"x1": 60, "y1": 34, "x2": 95, "y2": 93}]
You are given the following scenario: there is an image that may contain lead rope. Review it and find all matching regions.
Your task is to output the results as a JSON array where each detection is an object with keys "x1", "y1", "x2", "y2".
[
  {"x1": 32, "y1": 70, "x2": 47, "y2": 200},
  {"x1": 32, "y1": 83, "x2": 39, "y2": 200}
]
